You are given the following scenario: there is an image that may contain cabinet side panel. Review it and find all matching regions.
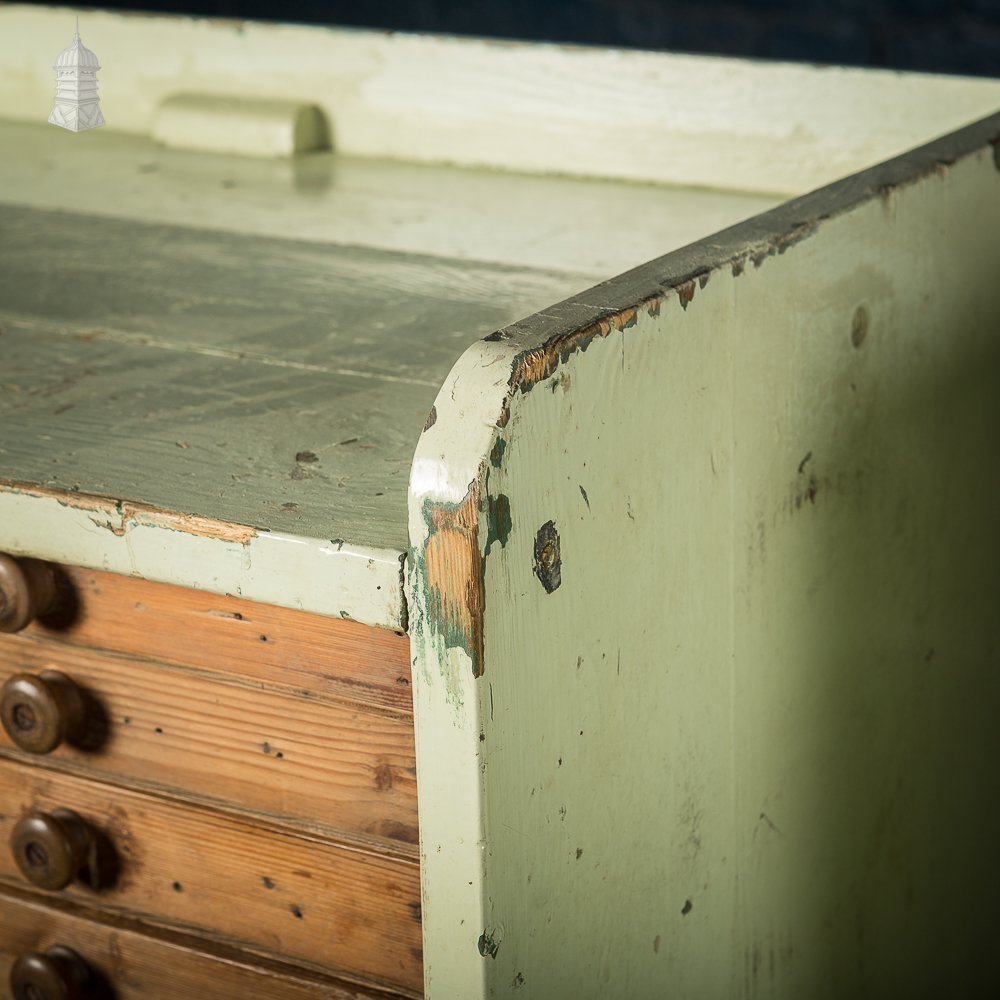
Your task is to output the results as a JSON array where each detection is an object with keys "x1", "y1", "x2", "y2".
[{"x1": 476, "y1": 146, "x2": 1000, "y2": 998}]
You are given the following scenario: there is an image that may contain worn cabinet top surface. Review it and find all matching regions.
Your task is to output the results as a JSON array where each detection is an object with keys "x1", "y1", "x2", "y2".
[{"x1": 1, "y1": 4, "x2": 998, "y2": 628}]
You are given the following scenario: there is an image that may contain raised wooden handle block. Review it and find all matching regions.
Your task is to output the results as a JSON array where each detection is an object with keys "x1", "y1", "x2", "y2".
[
  {"x1": 153, "y1": 93, "x2": 330, "y2": 158},
  {"x1": 1, "y1": 671, "x2": 85, "y2": 755},
  {"x1": 10, "y1": 945, "x2": 92, "y2": 1000},
  {"x1": 11, "y1": 809, "x2": 96, "y2": 891},
  {"x1": 0, "y1": 554, "x2": 57, "y2": 633}
]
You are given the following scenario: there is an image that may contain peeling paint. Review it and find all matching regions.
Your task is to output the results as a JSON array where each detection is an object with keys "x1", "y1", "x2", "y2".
[
  {"x1": 533, "y1": 520, "x2": 562, "y2": 593},
  {"x1": 478, "y1": 929, "x2": 501, "y2": 959},
  {"x1": 420, "y1": 478, "x2": 486, "y2": 677},
  {"x1": 497, "y1": 296, "x2": 668, "y2": 429},
  {"x1": 423, "y1": 405, "x2": 438, "y2": 432},
  {"x1": 484, "y1": 494, "x2": 512, "y2": 557},
  {"x1": 0, "y1": 480, "x2": 256, "y2": 543},
  {"x1": 677, "y1": 280, "x2": 696, "y2": 310},
  {"x1": 489, "y1": 437, "x2": 506, "y2": 468},
  {"x1": 732, "y1": 257, "x2": 746, "y2": 277},
  {"x1": 750, "y1": 221, "x2": 817, "y2": 268}
]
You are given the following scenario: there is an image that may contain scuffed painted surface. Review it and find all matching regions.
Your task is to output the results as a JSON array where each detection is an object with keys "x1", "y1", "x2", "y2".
[
  {"x1": 420, "y1": 479, "x2": 486, "y2": 677},
  {"x1": 0, "y1": 483, "x2": 406, "y2": 629},
  {"x1": 409, "y1": 117, "x2": 1000, "y2": 997}
]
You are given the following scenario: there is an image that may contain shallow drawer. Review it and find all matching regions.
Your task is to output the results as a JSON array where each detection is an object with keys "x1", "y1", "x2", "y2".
[
  {"x1": 0, "y1": 638, "x2": 418, "y2": 849},
  {"x1": 19, "y1": 564, "x2": 413, "y2": 715},
  {"x1": 0, "y1": 761, "x2": 423, "y2": 995},
  {"x1": 0, "y1": 887, "x2": 397, "y2": 999}
]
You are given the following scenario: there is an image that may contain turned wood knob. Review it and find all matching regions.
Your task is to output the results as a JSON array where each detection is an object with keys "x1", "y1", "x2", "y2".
[
  {"x1": 1, "y1": 671, "x2": 85, "y2": 755},
  {"x1": 11, "y1": 809, "x2": 96, "y2": 891},
  {"x1": 10, "y1": 945, "x2": 91, "y2": 1000},
  {"x1": 0, "y1": 555, "x2": 58, "y2": 633}
]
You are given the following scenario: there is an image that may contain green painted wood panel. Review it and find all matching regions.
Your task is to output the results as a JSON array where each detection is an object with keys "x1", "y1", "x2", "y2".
[{"x1": 0, "y1": 204, "x2": 594, "y2": 552}]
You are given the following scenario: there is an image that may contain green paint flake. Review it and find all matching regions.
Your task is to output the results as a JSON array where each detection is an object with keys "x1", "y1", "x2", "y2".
[
  {"x1": 490, "y1": 436, "x2": 507, "y2": 468},
  {"x1": 484, "y1": 493, "x2": 511, "y2": 556}
]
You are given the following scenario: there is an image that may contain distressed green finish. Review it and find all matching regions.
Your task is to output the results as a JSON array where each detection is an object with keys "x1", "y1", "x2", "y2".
[
  {"x1": 0, "y1": 202, "x2": 593, "y2": 555},
  {"x1": 409, "y1": 119, "x2": 1000, "y2": 997}
]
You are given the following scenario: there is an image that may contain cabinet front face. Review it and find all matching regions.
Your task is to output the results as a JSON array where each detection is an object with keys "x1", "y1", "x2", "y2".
[{"x1": 0, "y1": 555, "x2": 422, "y2": 998}]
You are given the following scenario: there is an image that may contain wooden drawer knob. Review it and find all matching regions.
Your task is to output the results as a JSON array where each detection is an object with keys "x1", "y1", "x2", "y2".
[
  {"x1": 10, "y1": 945, "x2": 91, "y2": 1000},
  {"x1": 11, "y1": 809, "x2": 96, "y2": 891},
  {"x1": 1, "y1": 671, "x2": 85, "y2": 755},
  {"x1": 0, "y1": 554, "x2": 58, "y2": 633}
]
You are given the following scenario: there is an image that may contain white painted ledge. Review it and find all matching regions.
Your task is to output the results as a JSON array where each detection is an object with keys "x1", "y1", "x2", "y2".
[{"x1": 0, "y1": 485, "x2": 406, "y2": 630}]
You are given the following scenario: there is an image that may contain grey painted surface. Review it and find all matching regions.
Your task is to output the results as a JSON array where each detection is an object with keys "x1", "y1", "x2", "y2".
[{"x1": 0, "y1": 203, "x2": 594, "y2": 550}]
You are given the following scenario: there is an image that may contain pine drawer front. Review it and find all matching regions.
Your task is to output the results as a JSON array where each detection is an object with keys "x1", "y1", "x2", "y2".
[
  {"x1": 0, "y1": 627, "x2": 419, "y2": 849},
  {"x1": 0, "y1": 761, "x2": 423, "y2": 994},
  {"x1": 14, "y1": 565, "x2": 413, "y2": 715},
  {"x1": 0, "y1": 888, "x2": 392, "y2": 1000}
]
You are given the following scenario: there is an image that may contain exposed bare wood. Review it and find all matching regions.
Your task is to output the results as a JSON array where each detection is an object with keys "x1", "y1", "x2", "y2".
[
  {"x1": 18, "y1": 565, "x2": 413, "y2": 716},
  {"x1": 0, "y1": 638, "x2": 418, "y2": 852},
  {"x1": 0, "y1": 887, "x2": 404, "y2": 999},
  {"x1": 0, "y1": 761, "x2": 423, "y2": 994}
]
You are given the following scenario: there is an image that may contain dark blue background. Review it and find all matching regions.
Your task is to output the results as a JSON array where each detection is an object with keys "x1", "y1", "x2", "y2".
[{"x1": 32, "y1": 1, "x2": 1000, "y2": 76}]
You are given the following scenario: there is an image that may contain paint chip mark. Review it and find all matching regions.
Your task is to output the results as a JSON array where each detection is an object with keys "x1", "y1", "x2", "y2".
[
  {"x1": 851, "y1": 305, "x2": 869, "y2": 348},
  {"x1": 478, "y1": 930, "x2": 500, "y2": 959},
  {"x1": 681, "y1": 899, "x2": 693, "y2": 916},
  {"x1": 677, "y1": 280, "x2": 696, "y2": 310},
  {"x1": 512, "y1": 972, "x2": 525, "y2": 989},
  {"x1": 992, "y1": 137, "x2": 1000, "y2": 171},
  {"x1": 654, "y1": 934, "x2": 661, "y2": 954},
  {"x1": 490, "y1": 437, "x2": 506, "y2": 467},
  {"x1": 533, "y1": 520, "x2": 562, "y2": 593},
  {"x1": 732, "y1": 257, "x2": 746, "y2": 277},
  {"x1": 797, "y1": 451, "x2": 813, "y2": 475},
  {"x1": 423, "y1": 405, "x2": 438, "y2": 432},
  {"x1": 290, "y1": 904, "x2": 304, "y2": 919},
  {"x1": 295, "y1": 450, "x2": 318, "y2": 464},
  {"x1": 576, "y1": 847, "x2": 584, "y2": 859},
  {"x1": 579, "y1": 484, "x2": 590, "y2": 510}
]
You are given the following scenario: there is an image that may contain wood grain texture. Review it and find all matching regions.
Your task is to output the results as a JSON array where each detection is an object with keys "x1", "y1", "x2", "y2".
[
  {"x1": 0, "y1": 637, "x2": 419, "y2": 852},
  {"x1": 0, "y1": 888, "x2": 402, "y2": 999},
  {"x1": 19, "y1": 565, "x2": 413, "y2": 716},
  {"x1": 0, "y1": 202, "x2": 594, "y2": 555},
  {"x1": 0, "y1": 761, "x2": 423, "y2": 994}
]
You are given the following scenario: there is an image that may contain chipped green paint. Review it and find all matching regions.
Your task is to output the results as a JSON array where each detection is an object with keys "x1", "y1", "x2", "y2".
[
  {"x1": 418, "y1": 480, "x2": 486, "y2": 677},
  {"x1": 490, "y1": 437, "x2": 507, "y2": 468},
  {"x1": 484, "y1": 493, "x2": 512, "y2": 557}
]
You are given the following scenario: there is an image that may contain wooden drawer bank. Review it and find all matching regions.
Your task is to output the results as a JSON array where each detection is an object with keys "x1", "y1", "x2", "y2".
[{"x1": 0, "y1": 555, "x2": 421, "y2": 998}]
